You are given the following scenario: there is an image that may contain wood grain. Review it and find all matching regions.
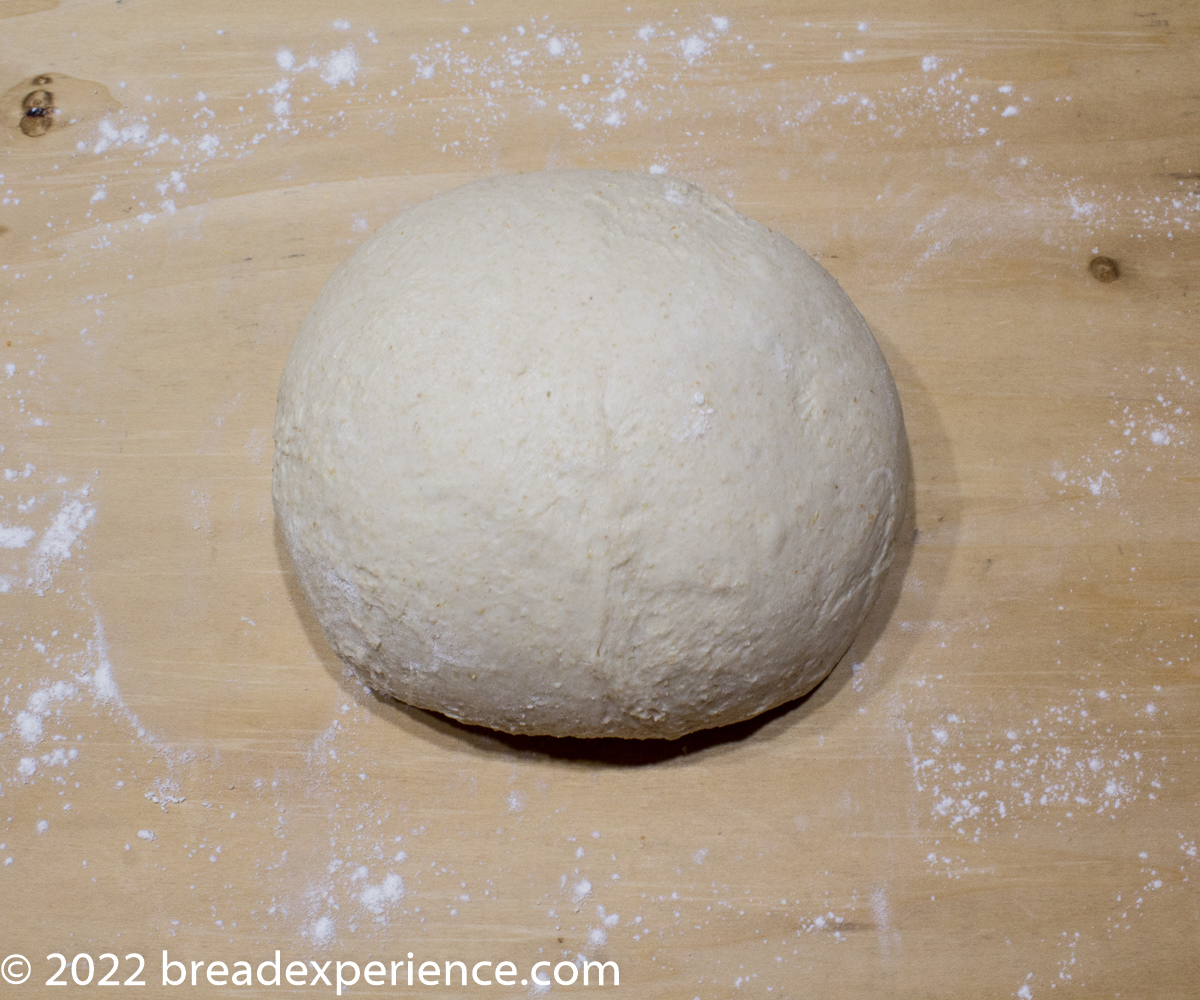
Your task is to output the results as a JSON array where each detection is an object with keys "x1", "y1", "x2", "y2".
[{"x1": 0, "y1": 1, "x2": 1196, "y2": 996}]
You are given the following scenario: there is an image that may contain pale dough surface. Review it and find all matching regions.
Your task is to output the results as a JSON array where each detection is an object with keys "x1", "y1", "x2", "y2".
[{"x1": 273, "y1": 170, "x2": 907, "y2": 738}]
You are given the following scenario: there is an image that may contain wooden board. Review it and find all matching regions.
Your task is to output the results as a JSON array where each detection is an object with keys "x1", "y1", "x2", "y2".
[{"x1": 1, "y1": 1, "x2": 1197, "y2": 995}]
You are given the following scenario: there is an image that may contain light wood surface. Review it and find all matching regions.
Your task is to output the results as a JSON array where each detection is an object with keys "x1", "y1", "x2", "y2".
[{"x1": 1, "y1": 1, "x2": 1197, "y2": 996}]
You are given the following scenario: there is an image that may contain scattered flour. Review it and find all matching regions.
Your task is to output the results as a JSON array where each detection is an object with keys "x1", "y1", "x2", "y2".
[
  {"x1": 1050, "y1": 364, "x2": 1194, "y2": 521},
  {"x1": 0, "y1": 15, "x2": 1193, "y2": 995},
  {"x1": 32, "y1": 489, "x2": 96, "y2": 594}
]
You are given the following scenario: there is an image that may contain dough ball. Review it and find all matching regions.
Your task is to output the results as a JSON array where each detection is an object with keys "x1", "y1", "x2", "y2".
[{"x1": 273, "y1": 170, "x2": 907, "y2": 739}]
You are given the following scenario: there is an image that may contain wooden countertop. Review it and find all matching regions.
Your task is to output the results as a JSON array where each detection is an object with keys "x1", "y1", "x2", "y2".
[{"x1": 1, "y1": 1, "x2": 1196, "y2": 996}]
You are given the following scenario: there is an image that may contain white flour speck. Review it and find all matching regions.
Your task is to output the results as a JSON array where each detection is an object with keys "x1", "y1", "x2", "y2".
[
  {"x1": 321, "y1": 46, "x2": 360, "y2": 86},
  {"x1": 0, "y1": 525, "x2": 34, "y2": 549},
  {"x1": 359, "y1": 873, "x2": 405, "y2": 915},
  {"x1": 680, "y1": 36, "x2": 709, "y2": 61},
  {"x1": 309, "y1": 916, "x2": 335, "y2": 945}
]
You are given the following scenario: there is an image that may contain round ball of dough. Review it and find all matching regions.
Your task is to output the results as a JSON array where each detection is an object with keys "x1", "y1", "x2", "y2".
[{"x1": 273, "y1": 170, "x2": 907, "y2": 739}]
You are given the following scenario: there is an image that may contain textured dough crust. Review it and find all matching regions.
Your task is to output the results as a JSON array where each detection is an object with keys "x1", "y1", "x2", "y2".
[{"x1": 273, "y1": 170, "x2": 907, "y2": 739}]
